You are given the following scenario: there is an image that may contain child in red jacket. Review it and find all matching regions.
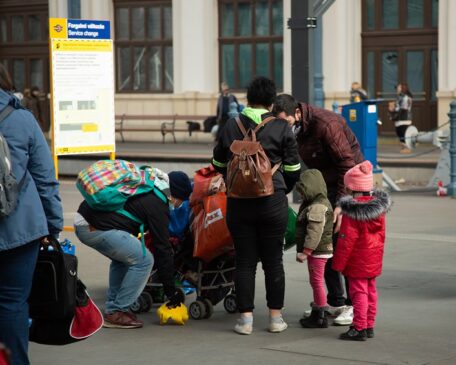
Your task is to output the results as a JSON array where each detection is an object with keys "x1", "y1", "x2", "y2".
[{"x1": 332, "y1": 161, "x2": 391, "y2": 341}]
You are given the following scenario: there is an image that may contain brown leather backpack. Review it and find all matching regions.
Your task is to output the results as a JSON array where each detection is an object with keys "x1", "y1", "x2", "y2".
[{"x1": 226, "y1": 116, "x2": 280, "y2": 198}]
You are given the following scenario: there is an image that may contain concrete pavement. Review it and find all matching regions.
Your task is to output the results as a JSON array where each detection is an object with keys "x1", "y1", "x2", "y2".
[{"x1": 29, "y1": 181, "x2": 456, "y2": 365}]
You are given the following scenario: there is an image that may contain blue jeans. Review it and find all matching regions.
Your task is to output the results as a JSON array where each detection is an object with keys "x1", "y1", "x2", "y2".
[
  {"x1": 0, "y1": 240, "x2": 40, "y2": 365},
  {"x1": 74, "y1": 225, "x2": 153, "y2": 313}
]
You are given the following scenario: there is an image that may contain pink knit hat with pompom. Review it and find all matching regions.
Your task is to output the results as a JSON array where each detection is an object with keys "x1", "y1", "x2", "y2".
[{"x1": 344, "y1": 160, "x2": 374, "y2": 192}]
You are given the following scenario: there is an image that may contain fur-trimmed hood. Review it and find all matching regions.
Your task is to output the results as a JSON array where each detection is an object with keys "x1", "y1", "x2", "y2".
[{"x1": 338, "y1": 190, "x2": 391, "y2": 221}]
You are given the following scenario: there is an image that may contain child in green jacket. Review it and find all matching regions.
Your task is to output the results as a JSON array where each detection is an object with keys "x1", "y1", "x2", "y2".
[{"x1": 295, "y1": 169, "x2": 334, "y2": 328}]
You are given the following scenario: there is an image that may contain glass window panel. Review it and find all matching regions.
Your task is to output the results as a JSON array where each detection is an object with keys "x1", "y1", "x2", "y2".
[
  {"x1": 221, "y1": 44, "x2": 235, "y2": 90},
  {"x1": 164, "y1": 6, "x2": 172, "y2": 39},
  {"x1": 131, "y1": 7, "x2": 145, "y2": 40},
  {"x1": 133, "y1": 47, "x2": 146, "y2": 90},
  {"x1": 366, "y1": 0, "x2": 375, "y2": 30},
  {"x1": 0, "y1": 17, "x2": 6, "y2": 43},
  {"x1": 12, "y1": 16, "x2": 25, "y2": 42},
  {"x1": 239, "y1": 44, "x2": 252, "y2": 88},
  {"x1": 272, "y1": 1, "x2": 283, "y2": 35},
  {"x1": 30, "y1": 59, "x2": 43, "y2": 90},
  {"x1": 406, "y1": 51, "x2": 423, "y2": 94},
  {"x1": 221, "y1": 3, "x2": 234, "y2": 37},
  {"x1": 147, "y1": 7, "x2": 161, "y2": 40},
  {"x1": 273, "y1": 42, "x2": 283, "y2": 90},
  {"x1": 432, "y1": 0, "x2": 438, "y2": 27},
  {"x1": 238, "y1": 3, "x2": 252, "y2": 36},
  {"x1": 148, "y1": 46, "x2": 162, "y2": 91},
  {"x1": 407, "y1": 0, "x2": 423, "y2": 28},
  {"x1": 29, "y1": 15, "x2": 42, "y2": 41},
  {"x1": 117, "y1": 47, "x2": 131, "y2": 91},
  {"x1": 431, "y1": 49, "x2": 437, "y2": 100},
  {"x1": 256, "y1": 43, "x2": 269, "y2": 77},
  {"x1": 68, "y1": 0, "x2": 81, "y2": 19},
  {"x1": 382, "y1": 0, "x2": 398, "y2": 29},
  {"x1": 367, "y1": 51, "x2": 375, "y2": 99},
  {"x1": 381, "y1": 51, "x2": 398, "y2": 94},
  {"x1": 255, "y1": 1, "x2": 269, "y2": 36},
  {"x1": 13, "y1": 59, "x2": 25, "y2": 93},
  {"x1": 164, "y1": 46, "x2": 173, "y2": 91},
  {"x1": 116, "y1": 8, "x2": 129, "y2": 40}
]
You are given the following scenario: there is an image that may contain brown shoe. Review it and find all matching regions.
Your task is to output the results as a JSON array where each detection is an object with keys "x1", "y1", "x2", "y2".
[
  {"x1": 400, "y1": 147, "x2": 412, "y2": 154},
  {"x1": 103, "y1": 311, "x2": 143, "y2": 329}
]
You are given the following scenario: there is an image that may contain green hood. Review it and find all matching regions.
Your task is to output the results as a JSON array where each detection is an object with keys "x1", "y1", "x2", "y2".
[
  {"x1": 241, "y1": 107, "x2": 269, "y2": 124},
  {"x1": 296, "y1": 169, "x2": 328, "y2": 204}
]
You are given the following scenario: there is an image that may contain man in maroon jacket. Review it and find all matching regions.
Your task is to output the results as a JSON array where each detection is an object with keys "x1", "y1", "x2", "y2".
[{"x1": 273, "y1": 94, "x2": 364, "y2": 326}]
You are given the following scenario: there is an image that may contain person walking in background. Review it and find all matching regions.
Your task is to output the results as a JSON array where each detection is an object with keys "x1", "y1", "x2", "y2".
[
  {"x1": 21, "y1": 86, "x2": 44, "y2": 132},
  {"x1": 350, "y1": 82, "x2": 368, "y2": 103},
  {"x1": 388, "y1": 83, "x2": 413, "y2": 154},
  {"x1": 215, "y1": 82, "x2": 239, "y2": 141},
  {"x1": 212, "y1": 77, "x2": 301, "y2": 335},
  {"x1": 0, "y1": 64, "x2": 63, "y2": 365},
  {"x1": 333, "y1": 160, "x2": 391, "y2": 341},
  {"x1": 272, "y1": 94, "x2": 364, "y2": 327},
  {"x1": 294, "y1": 170, "x2": 334, "y2": 329}
]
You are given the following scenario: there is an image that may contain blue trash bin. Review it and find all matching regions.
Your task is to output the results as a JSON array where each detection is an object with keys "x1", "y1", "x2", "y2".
[{"x1": 341, "y1": 100, "x2": 380, "y2": 171}]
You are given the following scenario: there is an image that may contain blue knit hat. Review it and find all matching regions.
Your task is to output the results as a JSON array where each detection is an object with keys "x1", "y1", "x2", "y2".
[{"x1": 168, "y1": 171, "x2": 192, "y2": 201}]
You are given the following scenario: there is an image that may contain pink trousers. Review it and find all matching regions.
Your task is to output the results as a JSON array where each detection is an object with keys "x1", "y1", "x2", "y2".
[
  {"x1": 307, "y1": 256, "x2": 328, "y2": 307},
  {"x1": 348, "y1": 277, "x2": 378, "y2": 331}
]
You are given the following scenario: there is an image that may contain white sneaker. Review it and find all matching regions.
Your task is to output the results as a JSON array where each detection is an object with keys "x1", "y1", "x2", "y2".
[
  {"x1": 234, "y1": 318, "x2": 253, "y2": 335},
  {"x1": 268, "y1": 317, "x2": 288, "y2": 333},
  {"x1": 333, "y1": 306, "x2": 353, "y2": 326},
  {"x1": 302, "y1": 304, "x2": 346, "y2": 318}
]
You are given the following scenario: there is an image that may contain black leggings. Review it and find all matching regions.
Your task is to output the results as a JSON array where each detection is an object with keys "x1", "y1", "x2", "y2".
[
  {"x1": 226, "y1": 192, "x2": 288, "y2": 312},
  {"x1": 395, "y1": 125, "x2": 409, "y2": 143}
]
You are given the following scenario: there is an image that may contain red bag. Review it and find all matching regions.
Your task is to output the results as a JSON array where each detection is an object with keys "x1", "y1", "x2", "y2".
[
  {"x1": 190, "y1": 166, "x2": 225, "y2": 206},
  {"x1": 0, "y1": 344, "x2": 10, "y2": 365},
  {"x1": 191, "y1": 192, "x2": 233, "y2": 262}
]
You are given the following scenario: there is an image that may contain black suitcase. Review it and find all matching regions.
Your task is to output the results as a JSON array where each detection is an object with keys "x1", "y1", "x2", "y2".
[{"x1": 29, "y1": 239, "x2": 78, "y2": 320}]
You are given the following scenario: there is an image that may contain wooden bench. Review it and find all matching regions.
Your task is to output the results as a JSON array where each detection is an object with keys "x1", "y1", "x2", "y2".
[{"x1": 115, "y1": 114, "x2": 210, "y2": 143}]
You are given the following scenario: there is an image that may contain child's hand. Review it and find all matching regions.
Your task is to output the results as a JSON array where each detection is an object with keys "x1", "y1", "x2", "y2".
[{"x1": 296, "y1": 253, "x2": 308, "y2": 263}]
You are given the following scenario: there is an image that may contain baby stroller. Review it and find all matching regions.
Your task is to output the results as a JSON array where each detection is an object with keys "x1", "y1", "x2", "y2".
[
  {"x1": 131, "y1": 166, "x2": 237, "y2": 319},
  {"x1": 130, "y1": 228, "x2": 236, "y2": 319}
]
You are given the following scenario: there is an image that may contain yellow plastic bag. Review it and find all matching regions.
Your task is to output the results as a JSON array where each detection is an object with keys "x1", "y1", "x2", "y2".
[{"x1": 157, "y1": 303, "x2": 189, "y2": 325}]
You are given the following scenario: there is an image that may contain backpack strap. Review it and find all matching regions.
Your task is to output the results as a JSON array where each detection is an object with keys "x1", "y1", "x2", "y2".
[
  {"x1": 0, "y1": 105, "x2": 14, "y2": 124},
  {"x1": 235, "y1": 117, "x2": 248, "y2": 137},
  {"x1": 253, "y1": 116, "x2": 276, "y2": 133},
  {"x1": 117, "y1": 209, "x2": 147, "y2": 258}
]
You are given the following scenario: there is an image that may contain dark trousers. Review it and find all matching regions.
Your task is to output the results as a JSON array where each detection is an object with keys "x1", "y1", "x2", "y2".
[
  {"x1": 227, "y1": 192, "x2": 288, "y2": 313},
  {"x1": 0, "y1": 241, "x2": 40, "y2": 365},
  {"x1": 325, "y1": 233, "x2": 351, "y2": 307},
  {"x1": 395, "y1": 125, "x2": 409, "y2": 143}
]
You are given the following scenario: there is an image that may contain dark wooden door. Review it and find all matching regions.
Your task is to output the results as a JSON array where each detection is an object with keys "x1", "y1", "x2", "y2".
[{"x1": 361, "y1": 0, "x2": 438, "y2": 134}]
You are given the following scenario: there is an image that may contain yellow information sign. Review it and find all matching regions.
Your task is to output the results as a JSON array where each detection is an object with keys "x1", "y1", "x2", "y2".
[{"x1": 49, "y1": 18, "x2": 115, "y2": 160}]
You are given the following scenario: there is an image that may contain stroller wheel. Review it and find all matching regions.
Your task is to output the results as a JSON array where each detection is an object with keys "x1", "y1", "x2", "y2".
[
  {"x1": 189, "y1": 300, "x2": 207, "y2": 320},
  {"x1": 140, "y1": 292, "x2": 153, "y2": 312},
  {"x1": 202, "y1": 298, "x2": 214, "y2": 319},
  {"x1": 130, "y1": 295, "x2": 146, "y2": 314},
  {"x1": 223, "y1": 294, "x2": 237, "y2": 314}
]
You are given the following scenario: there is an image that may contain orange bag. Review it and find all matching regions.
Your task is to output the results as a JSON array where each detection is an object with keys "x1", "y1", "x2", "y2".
[
  {"x1": 191, "y1": 192, "x2": 233, "y2": 263},
  {"x1": 190, "y1": 166, "x2": 225, "y2": 206}
]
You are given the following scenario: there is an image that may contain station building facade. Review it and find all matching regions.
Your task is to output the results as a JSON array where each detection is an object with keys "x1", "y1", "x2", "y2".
[{"x1": 0, "y1": 0, "x2": 454, "y2": 139}]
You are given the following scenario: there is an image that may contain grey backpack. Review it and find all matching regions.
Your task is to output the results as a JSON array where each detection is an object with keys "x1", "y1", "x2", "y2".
[{"x1": 0, "y1": 105, "x2": 24, "y2": 218}]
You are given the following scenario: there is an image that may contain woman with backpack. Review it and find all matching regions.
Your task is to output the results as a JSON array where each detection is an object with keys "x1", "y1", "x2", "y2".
[
  {"x1": 212, "y1": 76, "x2": 301, "y2": 335},
  {"x1": 74, "y1": 170, "x2": 192, "y2": 329},
  {"x1": 0, "y1": 65, "x2": 63, "y2": 365}
]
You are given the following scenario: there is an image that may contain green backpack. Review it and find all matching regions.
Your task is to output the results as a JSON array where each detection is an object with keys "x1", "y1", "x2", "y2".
[{"x1": 76, "y1": 159, "x2": 168, "y2": 256}]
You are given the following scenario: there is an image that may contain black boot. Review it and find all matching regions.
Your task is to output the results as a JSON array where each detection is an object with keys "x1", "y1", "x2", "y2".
[
  {"x1": 300, "y1": 307, "x2": 328, "y2": 328},
  {"x1": 366, "y1": 328, "x2": 374, "y2": 338},
  {"x1": 339, "y1": 326, "x2": 367, "y2": 341}
]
